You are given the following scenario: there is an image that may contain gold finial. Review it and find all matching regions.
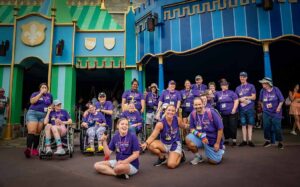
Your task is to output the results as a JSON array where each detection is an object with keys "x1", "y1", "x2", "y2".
[{"x1": 100, "y1": 0, "x2": 106, "y2": 10}]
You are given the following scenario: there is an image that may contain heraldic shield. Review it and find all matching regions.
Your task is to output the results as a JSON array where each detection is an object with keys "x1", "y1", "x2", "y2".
[
  {"x1": 85, "y1": 38, "x2": 96, "y2": 50},
  {"x1": 21, "y1": 21, "x2": 46, "y2": 46},
  {"x1": 104, "y1": 37, "x2": 116, "y2": 50}
]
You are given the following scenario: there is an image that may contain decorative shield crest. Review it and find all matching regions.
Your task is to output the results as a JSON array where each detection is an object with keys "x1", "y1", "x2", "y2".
[
  {"x1": 85, "y1": 38, "x2": 96, "y2": 50},
  {"x1": 21, "y1": 21, "x2": 46, "y2": 46},
  {"x1": 104, "y1": 37, "x2": 116, "y2": 50}
]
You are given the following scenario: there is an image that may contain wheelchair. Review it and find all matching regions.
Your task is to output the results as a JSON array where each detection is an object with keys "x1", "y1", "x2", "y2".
[
  {"x1": 79, "y1": 124, "x2": 111, "y2": 155},
  {"x1": 38, "y1": 125, "x2": 74, "y2": 159}
]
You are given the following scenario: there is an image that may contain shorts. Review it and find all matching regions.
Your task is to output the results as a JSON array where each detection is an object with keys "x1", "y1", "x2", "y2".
[
  {"x1": 186, "y1": 133, "x2": 224, "y2": 164},
  {"x1": 26, "y1": 109, "x2": 46, "y2": 123},
  {"x1": 182, "y1": 110, "x2": 191, "y2": 118},
  {"x1": 239, "y1": 109, "x2": 255, "y2": 126},
  {"x1": 163, "y1": 141, "x2": 182, "y2": 155},
  {"x1": 108, "y1": 160, "x2": 138, "y2": 175},
  {"x1": 146, "y1": 112, "x2": 155, "y2": 125}
]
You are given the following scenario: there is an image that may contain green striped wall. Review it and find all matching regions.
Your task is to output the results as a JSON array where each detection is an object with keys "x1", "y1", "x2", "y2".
[
  {"x1": 0, "y1": 66, "x2": 11, "y2": 97},
  {"x1": 124, "y1": 69, "x2": 139, "y2": 90},
  {"x1": 51, "y1": 66, "x2": 76, "y2": 120},
  {"x1": 11, "y1": 66, "x2": 23, "y2": 124},
  {"x1": 0, "y1": 5, "x2": 40, "y2": 23}
]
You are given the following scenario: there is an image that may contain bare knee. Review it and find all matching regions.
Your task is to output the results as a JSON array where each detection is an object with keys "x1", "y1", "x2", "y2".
[{"x1": 167, "y1": 162, "x2": 177, "y2": 169}]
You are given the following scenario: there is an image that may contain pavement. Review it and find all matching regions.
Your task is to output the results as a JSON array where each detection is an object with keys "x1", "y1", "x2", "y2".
[{"x1": 0, "y1": 128, "x2": 300, "y2": 187}]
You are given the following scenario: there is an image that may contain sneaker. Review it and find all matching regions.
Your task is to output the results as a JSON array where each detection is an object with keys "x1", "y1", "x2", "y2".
[
  {"x1": 153, "y1": 156, "x2": 167, "y2": 166},
  {"x1": 98, "y1": 145, "x2": 104, "y2": 152},
  {"x1": 46, "y1": 147, "x2": 53, "y2": 155},
  {"x1": 263, "y1": 141, "x2": 271, "y2": 147},
  {"x1": 24, "y1": 148, "x2": 31, "y2": 158},
  {"x1": 180, "y1": 151, "x2": 186, "y2": 163},
  {"x1": 290, "y1": 131, "x2": 297, "y2": 136},
  {"x1": 190, "y1": 155, "x2": 204, "y2": 165},
  {"x1": 116, "y1": 174, "x2": 129, "y2": 180},
  {"x1": 278, "y1": 143, "x2": 284, "y2": 149},
  {"x1": 86, "y1": 147, "x2": 95, "y2": 152},
  {"x1": 54, "y1": 148, "x2": 66, "y2": 155},
  {"x1": 238, "y1": 141, "x2": 247, "y2": 147},
  {"x1": 32, "y1": 149, "x2": 39, "y2": 156},
  {"x1": 248, "y1": 141, "x2": 255, "y2": 147}
]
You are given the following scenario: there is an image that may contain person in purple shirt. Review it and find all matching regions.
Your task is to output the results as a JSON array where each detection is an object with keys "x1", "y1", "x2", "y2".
[
  {"x1": 235, "y1": 72, "x2": 257, "y2": 147},
  {"x1": 122, "y1": 79, "x2": 145, "y2": 113},
  {"x1": 120, "y1": 102, "x2": 143, "y2": 136},
  {"x1": 43, "y1": 99, "x2": 72, "y2": 155},
  {"x1": 145, "y1": 83, "x2": 159, "y2": 129},
  {"x1": 192, "y1": 75, "x2": 208, "y2": 97},
  {"x1": 157, "y1": 80, "x2": 181, "y2": 114},
  {"x1": 186, "y1": 97, "x2": 224, "y2": 165},
  {"x1": 95, "y1": 92, "x2": 114, "y2": 130},
  {"x1": 215, "y1": 79, "x2": 239, "y2": 146},
  {"x1": 141, "y1": 105, "x2": 188, "y2": 169},
  {"x1": 24, "y1": 83, "x2": 53, "y2": 158},
  {"x1": 81, "y1": 104, "x2": 107, "y2": 152},
  {"x1": 207, "y1": 82, "x2": 217, "y2": 108},
  {"x1": 259, "y1": 77, "x2": 284, "y2": 149},
  {"x1": 94, "y1": 118, "x2": 140, "y2": 179}
]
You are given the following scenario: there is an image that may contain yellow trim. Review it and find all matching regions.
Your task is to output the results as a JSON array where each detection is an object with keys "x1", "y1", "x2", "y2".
[
  {"x1": 158, "y1": 56, "x2": 163, "y2": 65},
  {"x1": 125, "y1": 65, "x2": 137, "y2": 68},
  {"x1": 263, "y1": 42, "x2": 270, "y2": 52},
  {"x1": 137, "y1": 35, "x2": 300, "y2": 64},
  {"x1": 0, "y1": 24, "x2": 14, "y2": 26},
  {"x1": 16, "y1": 13, "x2": 52, "y2": 21},
  {"x1": 55, "y1": 23, "x2": 74, "y2": 26},
  {"x1": 72, "y1": 21, "x2": 76, "y2": 67},
  {"x1": 48, "y1": 16, "x2": 55, "y2": 91},
  {"x1": 7, "y1": 6, "x2": 18, "y2": 131},
  {"x1": 77, "y1": 29, "x2": 125, "y2": 33},
  {"x1": 51, "y1": 63, "x2": 73, "y2": 65},
  {"x1": 109, "y1": 11, "x2": 127, "y2": 14}
]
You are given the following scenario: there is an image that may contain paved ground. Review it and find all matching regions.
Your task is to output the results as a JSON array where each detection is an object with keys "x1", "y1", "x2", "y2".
[{"x1": 0, "y1": 129, "x2": 300, "y2": 187}]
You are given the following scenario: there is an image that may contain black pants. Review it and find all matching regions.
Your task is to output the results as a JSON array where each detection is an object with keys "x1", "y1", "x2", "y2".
[{"x1": 222, "y1": 113, "x2": 238, "y2": 140}]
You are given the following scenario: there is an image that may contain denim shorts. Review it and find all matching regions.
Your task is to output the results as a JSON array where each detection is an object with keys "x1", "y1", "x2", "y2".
[
  {"x1": 26, "y1": 109, "x2": 46, "y2": 123},
  {"x1": 109, "y1": 160, "x2": 138, "y2": 175},
  {"x1": 239, "y1": 109, "x2": 255, "y2": 126},
  {"x1": 186, "y1": 133, "x2": 224, "y2": 163},
  {"x1": 163, "y1": 141, "x2": 182, "y2": 155}
]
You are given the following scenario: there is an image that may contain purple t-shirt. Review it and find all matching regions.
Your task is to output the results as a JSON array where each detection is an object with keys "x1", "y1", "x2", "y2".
[
  {"x1": 180, "y1": 89, "x2": 194, "y2": 112},
  {"x1": 235, "y1": 83, "x2": 256, "y2": 111},
  {"x1": 120, "y1": 111, "x2": 143, "y2": 129},
  {"x1": 145, "y1": 92, "x2": 159, "y2": 113},
  {"x1": 95, "y1": 101, "x2": 114, "y2": 128},
  {"x1": 48, "y1": 109, "x2": 70, "y2": 126},
  {"x1": 29, "y1": 92, "x2": 53, "y2": 113},
  {"x1": 109, "y1": 132, "x2": 140, "y2": 169},
  {"x1": 259, "y1": 87, "x2": 284, "y2": 119},
  {"x1": 215, "y1": 90, "x2": 238, "y2": 115},
  {"x1": 82, "y1": 112, "x2": 106, "y2": 128},
  {"x1": 192, "y1": 84, "x2": 208, "y2": 97},
  {"x1": 189, "y1": 108, "x2": 224, "y2": 148},
  {"x1": 160, "y1": 116, "x2": 180, "y2": 144},
  {"x1": 159, "y1": 90, "x2": 182, "y2": 107},
  {"x1": 122, "y1": 90, "x2": 144, "y2": 111}
]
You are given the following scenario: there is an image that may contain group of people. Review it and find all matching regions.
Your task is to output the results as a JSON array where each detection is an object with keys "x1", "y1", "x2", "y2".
[{"x1": 19, "y1": 71, "x2": 299, "y2": 180}]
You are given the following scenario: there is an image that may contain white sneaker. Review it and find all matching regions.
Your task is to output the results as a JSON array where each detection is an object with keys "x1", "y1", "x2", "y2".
[
  {"x1": 190, "y1": 155, "x2": 204, "y2": 165},
  {"x1": 54, "y1": 148, "x2": 66, "y2": 155},
  {"x1": 290, "y1": 131, "x2": 297, "y2": 136},
  {"x1": 46, "y1": 147, "x2": 52, "y2": 155}
]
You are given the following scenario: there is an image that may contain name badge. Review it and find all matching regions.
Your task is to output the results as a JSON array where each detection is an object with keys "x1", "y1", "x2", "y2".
[
  {"x1": 239, "y1": 92, "x2": 243, "y2": 96},
  {"x1": 44, "y1": 107, "x2": 48, "y2": 112},
  {"x1": 170, "y1": 101, "x2": 175, "y2": 105},
  {"x1": 166, "y1": 96, "x2": 170, "y2": 100},
  {"x1": 186, "y1": 102, "x2": 191, "y2": 107},
  {"x1": 263, "y1": 98, "x2": 268, "y2": 102},
  {"x1": 221, "y1": 103, "x2": 226, "y2": 109},
  {"x1": 266, "y1": 103, "x2": 272, "y2": 109},
  {"x1": 196, "y1": 125, "x2": 201, "y2": 130},
  {"x1": 148, "y1": 100, "x2": 153, "y2": 104},
  {"x1": 183, "y1": 95, "x2": 186, "y2": 99}
]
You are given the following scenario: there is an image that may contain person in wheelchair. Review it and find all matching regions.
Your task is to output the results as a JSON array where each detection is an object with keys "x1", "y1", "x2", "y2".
[
  {"x1": 119, "y1": 102, "x2": 143, "y2": 136},
  {"x1": 81, "y1": 104, "x2": 107, "y2": 153},
  {"x1": 43, "y1": 100, "x2": 72, "y2": 155}
]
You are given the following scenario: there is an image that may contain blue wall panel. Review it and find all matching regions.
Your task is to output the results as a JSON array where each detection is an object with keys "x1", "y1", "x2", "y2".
[
  {"x1": 201, "y1": 12, "x2": 213, "y2": 44},
  {"x1": 52, "y1": 26, "x2": 73, "y2": 64},
  {"x1": 0, "y1": 26, "x2": 13, "y2": 64},
  {"x1": 233, "y1": 6, "x2": 247, "y2": 36},
  {"x1": 161, "y1": 20, "x2": 171, "y2": 53},
  {"x1": 222, "y1": 8, "x2": 235, "y2": 37},
  {"x1": 180, "y1": 15, "x2": 191, "y2": 51},
  {"x1": 270, "y1": 2, "x2": 282, "y2": 38}
]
